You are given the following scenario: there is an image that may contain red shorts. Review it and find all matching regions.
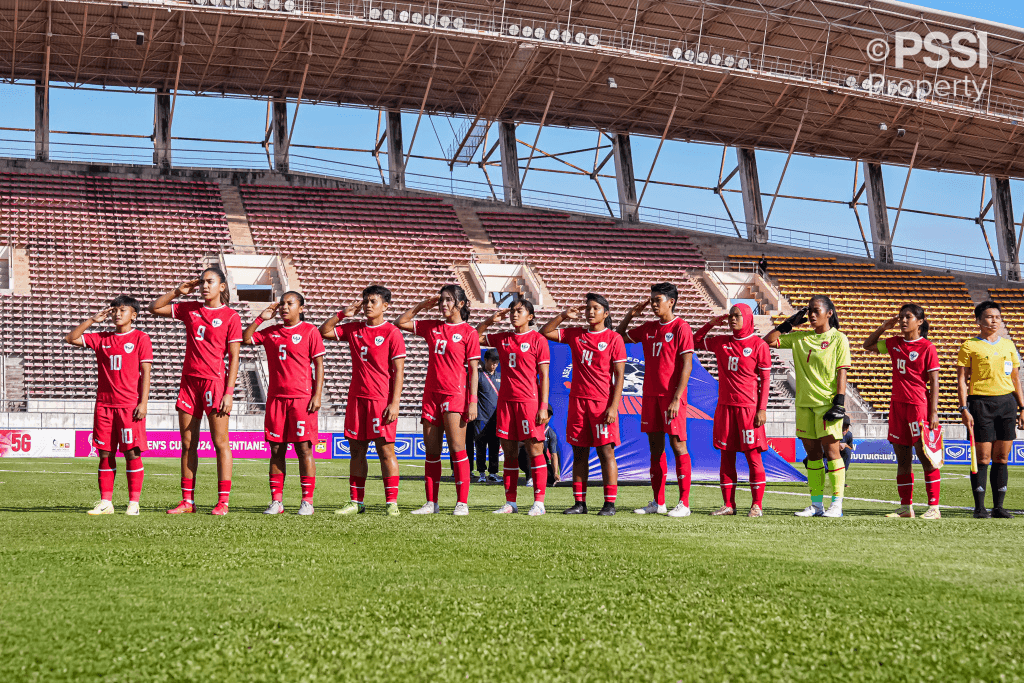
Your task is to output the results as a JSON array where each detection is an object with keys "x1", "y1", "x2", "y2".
[
  {"x1": 888, "y1": 401, "x2": 929, "y2": 446},
  {"x1": 496, "y1": 399, "x2": 544, "y2": 441},
  {"x1": 265, "y1": 397, "x2": 319, "y2": 443},
  {"x1": 93, "y1": 405, "x2": 147, "y2": 454},
  {"x1": 421, "y1": 391, "x2": 466, "y2": 426},
  {"x1": 345, "y1": 396, "x2": 397, "y2": 442},
  {"x1": 566, "y1": 396, "x2": 619, "y2": 448},
  {"x1": 640, "y1": 395, "x2": 687, "y2": 439},
  {"x1": 712, "y1": 404, "x2": 767, "y2": 453},
  {"x1": 176, "y1": 375, "x2": 225, "y2": 417}
]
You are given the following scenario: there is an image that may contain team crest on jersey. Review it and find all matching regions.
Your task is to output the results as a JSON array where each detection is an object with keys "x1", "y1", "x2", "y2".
[
  {"x1": 453, "y1": 333, "x2": 463, "y2": 342},
  {"x1": 520, "y1": 342, "x2": 531, "y2": 352},
  {"x1": 123, "y1": 342, "x2": 135, "y2": 353},
  {"x1": 374, "y1": 335, "x2": 385, "y2": 346},
  {"x1": 598, "y1": 342, "x2": 608, "y2": 351},
  {"x1": 291, "y1": 334, "x2": 302, "y2": 344},
  {"x1": 820, "y1": 340, "x2": 830, "y2": 350},
  {"x1": 909, "y1": 351, "x2": 919, "y2": 362},
  {"x1": 212, "y1": 319, "x2": 223, "y2": 328},
  {"x1": 665, "y1": 332, "x2": 674, "y2": 342},
  {"x1": 743, "y1": 347, "x2": 752, "y2": 357}
]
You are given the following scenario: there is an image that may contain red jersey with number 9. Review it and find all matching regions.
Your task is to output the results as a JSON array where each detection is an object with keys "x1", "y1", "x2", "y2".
[
  {"x1": 251, "y1": 321, "x2": 326, "y2": 399},
  {"x1": 415, "y1": 320, "x2": 481, "y2": 396},
  {"x1": 336, "y1": 317, "x2": 407, "y2": 401},
  {"x1": 558, "y1": 327, "x2": 626, "y2": 400},
  {"x1": 83, "y1": 329, "x2": 154, "y2": 408},
  {"x1": 172, "y1": 301, "x2": 243, "y2": 380}
]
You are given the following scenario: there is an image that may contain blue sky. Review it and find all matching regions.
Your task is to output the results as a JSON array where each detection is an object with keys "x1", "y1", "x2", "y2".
[{"x1": 0, "y1": 0, "x2": 1022, "y2": 269}]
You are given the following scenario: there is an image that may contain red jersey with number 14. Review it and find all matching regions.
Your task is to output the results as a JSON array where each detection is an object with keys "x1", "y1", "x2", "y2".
[
  {"x1": 172, "y1": 301, "x2": 243, "y2": 380},
  {"x1": 881, "y1": 335, "x2": 939, "y2": 405},
  {"x1": 83, "y1": 329, "x2": 153, "y2": 408},
  {"x1": 697, "y1": 334, "x2": 772, "y2": 407},
  {"x1": 336, "y1": 316, "x2": 407, "y2": 401},
  {"x1": 486, "y1": 330, "x2": 550, "y2": 401},
  {"x1": 559, "y1": 327, "x2": 626, "y2": 400},
  {"x1": 415, "y1": 320, "x2": 481, "y2": 396},
  {"x1": 626, "y1": 318, "x2": 694, "y2": 398},
  {"x1": 251, "y1": 321, "x2": 326, "y2": 399}
]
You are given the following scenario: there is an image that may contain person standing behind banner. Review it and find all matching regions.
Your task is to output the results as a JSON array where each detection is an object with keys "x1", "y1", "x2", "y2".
[
  {"x1": 957, "y1": 301, "x2": 1024, "y2": 519},
  {"x1": 475, "y1": 349, "x2": 501, "y2": 484}
]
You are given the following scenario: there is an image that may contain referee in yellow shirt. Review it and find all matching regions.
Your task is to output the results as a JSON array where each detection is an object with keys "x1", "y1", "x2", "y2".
[{"x1": 957, "y1": 301, "x2": 1024, "y2": 519}]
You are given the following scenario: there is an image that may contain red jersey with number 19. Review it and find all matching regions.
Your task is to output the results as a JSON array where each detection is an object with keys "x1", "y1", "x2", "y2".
[
  {"x1": 415, "y1": 320, "x2": 481, "y2": 396},
  {"x1": 336, "y1": 316, "x2": 407, "y2": 401},
  {"x1": 486, "y1": 330, "x2": 550, "y2": 401},
  {"x1": 626, "y1": 318, "x2": 694, "y2": 398},
  {"x1": 251, "y1": 321, "x2": 326, "y2": 399},
  {"x1": 172, "y1": 301, "x2": 243, "y2": 380},
  {"x1": 83, "y1": 330, "x2": 153, "y2": 408},
  {"x1": 558, "y1": 327, "x2": 626, "y2": 400},
  {"x1": 880, "y1": 335, "x2": 939, "y2": 405}
]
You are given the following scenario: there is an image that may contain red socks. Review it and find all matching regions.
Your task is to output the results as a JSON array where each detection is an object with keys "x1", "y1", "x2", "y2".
[
  {"x1": 924, "y1": 469, "x2": 941, "y2": 506},
  {"x1": 573, "y1": 481, "x2": 586, "y2": 502},
  {"x1": 97, "y1": 455, "x2": 116, "y2": 501},
  {"x1": 532, "y1": 454, "x2": 547, "y2": 502},
  {"x1": 897, "y1": 472, "x2": 914, "y2": 505},
  {"x1": 651, "y1": 451, "x2": 667, "y2": 506},
  {"x1": 384, "y1": 475, "x2": 399, "y2": 504},
  {"x1": 503, "y1": 453, "x2": 519, "y2": 503},
  {"x1": 269, "y1": 473, "x2": 284, "y2": 502},
  {"x1": 424, "y1": 454, "x2": 442, "y2": 502},
  {"x1": 217, "y1": 480, "x2": 231, "y2": 505},
  {"x1": 181, "y1": 477, "x2": 195, "y2": 504},
  {"x1": 300, "y1": 476, "x2": 315, "y2": 503},
  {"x1": 746, "y1": 450, "x2": 766, "y2": 508},
  {"x1": 675, "y1": 452, "x2": 692, "y2": 506},
  {"x1": 453, "y1": 449, "x2": 470, "y2": 504},
  {"x1": 719, "y1": 452, "x2": 737, "y2": 508},
  {"x1": 125, "y1": 457, "x2": 144, "y2": 503},
  {"x1": 604, "y1": 485, "x2": 618, "y2": 504},
  {"x1": 350, "y1": 475, "x2": 365, "y2": 503}
]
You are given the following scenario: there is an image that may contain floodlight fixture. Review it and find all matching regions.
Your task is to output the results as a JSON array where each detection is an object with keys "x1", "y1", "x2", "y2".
[
  {"x1": 110, "y1": 32, "x2": 120, "y2": 41},
  {"x1": 607, "y1": 77, "x2": 618, "y2": 88}
]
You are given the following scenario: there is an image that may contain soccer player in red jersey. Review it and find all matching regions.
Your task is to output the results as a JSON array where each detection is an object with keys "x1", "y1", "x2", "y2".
[
  {"x1": 320, "y1": 285, "x2": 406, "y2": 517},
  {"x1": 694, "y1": 304, "x2": 772, "y2": 517},
  {"x1": 243, "y1": 291, "x2": 325, "y2": 516},
  {"x1": 150, "y1": 268, "x2": 242, "y2": 515},
  {"x1": 397, "y1": 284, "x2": 479, "y2": 516},
  {"x1": 617, "y1": 282, "x2": 694, "y2": 518},
  {"x1": 863, "y1": 304, "x2": 942, "y2": 519},
  {"x1": 541, "y1": 293, "x2": 626, "y2": 516},
  {"x1": 65, "y1": 296, "x2": 152, "y2": 515},
  {"x1": 476, "y1": 298, "x2": 551, "y2": 516}
]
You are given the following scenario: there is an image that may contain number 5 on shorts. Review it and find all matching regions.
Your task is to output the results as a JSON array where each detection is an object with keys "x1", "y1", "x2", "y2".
[{"x1": 296, "y1": 421, "x2": 305, "y2": 437}]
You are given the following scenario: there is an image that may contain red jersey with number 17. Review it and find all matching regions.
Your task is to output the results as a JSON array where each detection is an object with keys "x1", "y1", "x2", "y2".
[
  {"x1": 626, "y1": 318, "x2": 694, "y2": 398},
  {"x1": 415, "y1": 320, "x2": 481, "y2": 396},
  {"x1": 83, "y1": 329, "x2": 154, "y2": 408},
  {"x1": 558, "y1": 327, "x2": 626, "y2": 400},
  {"x1": 336, "y1": 316, "x2": 407, "y2": 401},
  {"x1": 251, "y1": 321, "x2": 326, "y2": 399},
  {"x1": 172, "y1": 301, "x2": 243, "y2": 380},
  {"x1": 697, "y1": 334, "x2": 772, "y2": 407},
  {"x1": 881, "y1": 335, "x2": 939, "y2": 405},
  {"x1": 486, "y1": 330, "x2": 550, "y2": 401}
]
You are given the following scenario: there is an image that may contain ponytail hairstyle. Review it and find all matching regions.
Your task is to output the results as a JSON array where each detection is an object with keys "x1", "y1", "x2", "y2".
[
  {"x1": 440, "y1": 284, "x2": 471, "y2": 321},
  {"x1": 510, "y1": 297, "x2": 536, "y2": 324},
  {"x1": 202, "y1": 266, "x2": 231, "y2": 305},
  {"x1": 899, "y1": 303, "x2": 929, "y2": 338},
  {"x1": 809, "y1": 294, "x2": 841, "y2": 330},
  {"x1": 586, "y1": 292, "x2": 613, "y2": 329},
  {"x1": 281, "y1": 290, "x2": 306, "y2": 321}
]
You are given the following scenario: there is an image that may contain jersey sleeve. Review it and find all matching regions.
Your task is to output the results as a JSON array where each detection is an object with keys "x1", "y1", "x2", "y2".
[
  {"x1": 558, "y1": 327, "x2": 582, "y2": 345},
  {"x1": 925, "y1": 343, "x2": 940, "y2": 372},
  {"x1": 465, "y1": 328, "x2": 481, "y2": 361},
  {"x1": 678, "y1": 322, "x2": 695, "y2": 354},
  {"x1": 310, "y1": 328, "x2": 326, "y2": 359},
  {"x1": 172, "y1": 301, "x2": 197, "y2": 322},
  {"x1": 625, "y1": 321, "x2": 651, "y2": 344},
  {"x1": 485, "y1": 332, "x2": 504, "y2": 349},
  {"x1": 226, "y1": 312, "x2": 243, "y2": 344},
  {"x1": 957, "y1": 340, "x2": 972, "y2": 367},
  {"x1": 537, "y1": 335, "x2": 551, "y2": 365},
  {"x1": 82, "y1": 332, "x2": 100, "y2": 350},
  {"x1": 337, "y1": 321, "x2": 360, "y2": 343},
  {"x1": 877, "y1": 336, "x2": 891, "y2": 355},
  {"x1": 389, "y1": 327, "x2": 407, "y2": 360},
  {"x1": 611, "y1": 333, "x2": 627, "y2": 362},
  {"x1": 250, "y1": 328, "x2": 265, "y2": 346},
  {"x1": 755, "y1": 340, "x2": 772, "y2": 370},
  {"x1": 414, "y1": 319, "x2": 434, "y2": 339},
  {"x1": 1011, "y1": 341, "x2": 1021, "y2": 368},
  {"x1": 836, "y1": 333, "x2": 852, "y2": 368},
  {"x1": 776, "y1": 330, "x2": 809, "y2": 350},
  {"x1": 138, "y1": 333, "x2": 154, "y2": 363}
]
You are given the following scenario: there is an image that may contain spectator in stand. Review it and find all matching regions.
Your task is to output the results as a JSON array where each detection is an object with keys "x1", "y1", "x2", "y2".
[
  {"x1": 758, "y1": 254, "x2": 769, "y2": 277},
  {"x1": 475, "y1": 349, "x2": 501, "y2": 483}
]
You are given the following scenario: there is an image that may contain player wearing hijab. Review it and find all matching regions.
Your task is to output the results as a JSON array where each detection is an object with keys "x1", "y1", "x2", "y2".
[
  {"x1": 397, "y1": 284, "x2": 479, "y2": 516},
  {"x1": 243, "y1": 291, "x2": 325, "y2": 515},
  {"x1": 863, "y1": 304, "x2": 942, "y2": 519},
  {"x1": 65, "y1": 296, "x2": 152, "y2": 515},
  {"x1": 617, "y1": 282, "x2": 694, "y2": 517},
  {"x1": 477, "y1": 298, "x2": 551, "y2": 516},
  {"x1": 694, "y1": 304, "x2": 772, "y2": 517},
  {"x1": 541, "y1": 293, "x2": 626, "y2": 516},
  {"x1": 150, "y1": 268, "x2": 242, "y2": 515},
  {"x1": 765, "y1": 296, "x2": 851, "y2": 518}
]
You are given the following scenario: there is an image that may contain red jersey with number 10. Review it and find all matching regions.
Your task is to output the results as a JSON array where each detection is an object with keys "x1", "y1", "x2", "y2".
[
  {"x1": 415, "y1": 320, "x2": 481, "y2": 396},
  {"x1": 83, "y1": 329, "x2": 154, "y2": 408},
  {"x1": 697, "y1": 334, "x2": 772, "y2": 407},
  {"x1": 172, "y1": 301, "x2": 243, "y2": 380},
  {"x1": 336, "y1": 316, "x2": 407, "y2": 401},
  {"x1": 626, "y1": 318, "x2": 694, "y2": 398},
  {"x1": 251, "y1": 321, "x2": 326, "y2": 399},
  {"x1": 559, "y1": 327, "x2": 626, "y2": 400},
  {"x1": 486, "y1": 330, "x2": 550, "y2": 401},
  {"x1": 881, "y1": 335, "x2": 939, "y2": 405}
]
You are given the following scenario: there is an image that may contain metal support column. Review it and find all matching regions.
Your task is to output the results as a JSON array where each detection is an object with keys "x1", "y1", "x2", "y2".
[
  {"x1": 736, "y1": 148, "x2": 767, "y2": 243},
  {"x1": 612, "y1": 133, "x2": 638, "y2": 223},
  {"x1": 34, "y1": 80, "x2": 49, "y2": 162},
  {"x1": 272, "y1": 99, "x2": 289, "y2": 173},
  {"x1": 153, "y1": 88, "x2": 172, "y2": 170},
  {"x1": 498, "y1": 120, "x2": 522, "y2": 207},
  {"x1": 990, "y1": 176, "x2": 1021, "y2": 281},
  {"x1": 385, "y1": 109, "x2": 405, "y2": 191},
  {"x1": 863, "y1": 161, "x2": 893, "y2": 263}
]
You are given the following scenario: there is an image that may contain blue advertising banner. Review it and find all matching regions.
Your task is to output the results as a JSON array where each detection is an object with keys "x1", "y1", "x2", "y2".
[
  {"x1": 332, "y1": 433, "x2": 417, "y2": 459},
  {"x1": 849, "y1": 438, "x2": 1024, "y2": 465},
  {"x1": 547, "y1": 341, "x2": 805, "y2": 483}
]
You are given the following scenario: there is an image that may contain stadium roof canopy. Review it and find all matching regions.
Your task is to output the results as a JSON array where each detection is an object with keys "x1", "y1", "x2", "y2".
[{"x1": 5, "y1": 0, "x2": 1024, "y2": 176}]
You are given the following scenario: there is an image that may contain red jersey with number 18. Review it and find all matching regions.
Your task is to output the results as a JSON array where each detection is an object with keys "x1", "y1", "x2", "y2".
[
  {"x1": 172, "y1": 301, "x2": 243, "y2": 380},
  {"x1": 486, "y1": 330, "x2": 550, "y2": 401},
  {"x1": 251, "y1": 321, "x2": 326, "y2": 399},
  {"x1": 83, "y1": 329, "x2": 154, "y2": 408},
  {"x1": 559, "y1": 327, "x2": 626, "y2": 400},
  {"x1": 626, "y1": 318, "x2": 694, "y2": 398},
  {"x1": 415, "y1": 320, "x2": 481, "y2": 396},
  {"x1": 336, "y1": 316, "x2": 407, "y2": 401},
  {"x1": 697, "y1": 334, "x2": 772, "y2": 407}
]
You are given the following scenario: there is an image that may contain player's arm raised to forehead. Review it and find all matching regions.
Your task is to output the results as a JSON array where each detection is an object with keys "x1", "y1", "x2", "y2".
[
  {"x1": 616, "y1": 300, "x2": 647, "y2": 342},
  {"x1": 319, "y1": 313, "x2": 341, "y2": 340},
  {"x1": 540, "y1": 307, "x2": 575, "y2": 342},
  {"x1": 863, "y1": 316, "x2": 898, "y2": 352},
  {"x1": 65, "y1": 307, "x2": 112, "y2": 346},
  {"x1": 395, "y1": 296, "x2": 437, "y2": 332}
]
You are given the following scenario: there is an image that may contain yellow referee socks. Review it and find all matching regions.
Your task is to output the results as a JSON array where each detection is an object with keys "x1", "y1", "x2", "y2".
[
  {"x1": 807, "y1": 460, "x2": 826, "y2": 507},
  {"x1": 828, "y1": 461, "x2": 846, "y2": 503}
]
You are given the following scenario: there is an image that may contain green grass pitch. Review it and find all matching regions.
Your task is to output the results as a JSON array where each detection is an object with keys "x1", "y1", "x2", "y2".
[{"x1": 1, "y1": 458, "x2": 1022, "y2": 682}]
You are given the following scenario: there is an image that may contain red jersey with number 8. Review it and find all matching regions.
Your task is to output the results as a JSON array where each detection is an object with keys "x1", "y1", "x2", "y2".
[
  {"x1": 251, "y1": 321, "x2": 326, "y2": 399},
  {"x1": 336, "y1": 317, "x2": 407, "y2": 401},
  {"x1": 83, "y1": 330, "x2": 154, "y2": 408},
  {"x1": 415, "y1": 320, "x2": 481, "y2": 396},
  {"x1": 558, "y1": 327, "x2": 626, "y2": 400},
  {"x1": 172, "y1": 302, "x2": 243, "y2": 380},
  {"x1": 486, "y1": 330, "x2": 550, "y2": 401}
]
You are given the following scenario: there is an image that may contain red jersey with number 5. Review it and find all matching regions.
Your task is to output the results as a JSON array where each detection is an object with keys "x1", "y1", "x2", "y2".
[
  {"x1": 626, "y1": 318, "x2": 694, "y2": 398},
  {"x1": 83, "y1": 329, "x2": 153, "y2": 408},
  {"x1": 558, "y1": 327, "x2": 626, "y2": 400},
  {"x1": 486, "y1": 330, "x2": 550, "y2": 401},
  {"x1": 251, "y1": 321, "x2": 326, "y2": 399},
  {"x1": 336, "y1": 317, "x2": 407, "y2": 401},
  {"x1": 415, "y1": 320, "x2": 480, "y2": 396},
  {"x1": 697, "y1": 334, "x2": 772, "y2": 407},
  {"x1": 881, "y1": 335, "x2": 939, "y2": 405},
  {"x1": 172, "y1": 301, "x2": 243, "y2": 380}
]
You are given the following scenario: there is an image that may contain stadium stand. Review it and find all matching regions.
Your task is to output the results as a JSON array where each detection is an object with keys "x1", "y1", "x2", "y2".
[
  {"x1": 988, "y1": 288, "x2": 1024, "y2": 342},
  {"x1": 733, "y1": 256, "x2": 976, "y2": 417}
]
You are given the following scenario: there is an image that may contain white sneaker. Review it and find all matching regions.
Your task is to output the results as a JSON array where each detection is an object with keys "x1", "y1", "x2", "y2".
[
  {"x1": 528, "y1": 502, "x2": 546, "y2": 516},
  {"x1": 634, "y1": 500, "x2": 668, "y2": 515},
  {"x1": 493, "y1": 502, "x2": 518, "y2": 514},
  {"x1": 452, "y1": 502, "x2": 470, "y2": 516},
  {"x1": 823, "y1": 502, "x2": 843, "y2": 518},
  {"x1": 525, "y1": 477, "x2": 533, "y2": 487},
  {"x1": 795, "y1": 504, "x2": 825, "y2": 517},
  {"x1": 125, "y1": 501, "x2": 140, "y2": 516},
  {"x1": 411, "y1": 502, "x2": 440, "y2": 515},
  {"x1": 667, "y1": 502, "x2": 691, "y2": 518},
  {"x1": 297, "y1": 501, "x2": 315, "y2": 516},
  {"x1": 87, "y1": 500, "x2": 114, "y2": 515},
  {"x1": 263, "y1": 500, "x2": 285, "y2": 515}
]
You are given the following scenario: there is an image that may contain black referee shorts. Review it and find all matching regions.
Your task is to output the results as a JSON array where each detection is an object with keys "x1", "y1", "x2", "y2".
[{"x1": 967, "y1": 393, "x2": 1018, "y2": 443}]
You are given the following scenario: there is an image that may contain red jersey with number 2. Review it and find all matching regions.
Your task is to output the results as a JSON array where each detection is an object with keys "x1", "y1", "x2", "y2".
[
  {"x1": 415, "y1": 320, "x2": 481, "y2": 396},
  {"x1": 172, "y1": 301, "x2": 243, "y2": 380},
  {"x1": 559, "y1": 327, "x2": 626, "y2": 400},
  {"x1": 336, "y1": 317, "x2": 407, "y2": 402},
  {"x1": 251, "y1": 321, "x2": 326, "y2": 399},
  {"x1": 83, "y1": 330, "x2": 154, "y2": 408}
]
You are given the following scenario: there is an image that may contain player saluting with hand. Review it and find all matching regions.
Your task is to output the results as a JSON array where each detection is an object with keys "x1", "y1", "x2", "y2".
[
  {"x1": 150, "y1": 268, "x2": 242, "y2": 515},
  {"x1": 765, "y1": 296, "x2": 851, "y2": 518},
  {"x1": 65, "y1": 297, "x2": 152, "y2": 515},
  {"x1": 542, "y1": 293, "x2": 626, "y2": 516},
  {"x1": 863, "y1": 304, "x2": 942, "y2": 519},
  {"x1": 243, "y1": 292, "x2": 325, "y2": 516},
  {"x1": 320, "y1": 285, "x2": 406, "y2": 517}
]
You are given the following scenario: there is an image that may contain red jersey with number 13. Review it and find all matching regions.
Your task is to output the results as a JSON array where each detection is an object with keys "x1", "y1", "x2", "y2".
[
  {"x1": 415, "y1": 320, "x2": 481, "y2": 396},
  {"x1": 83, "y1": 329, "x2": 154, "y2": 408},
  {"x1": 172, "y1": 301, "x2": 243, "y2": 380}
]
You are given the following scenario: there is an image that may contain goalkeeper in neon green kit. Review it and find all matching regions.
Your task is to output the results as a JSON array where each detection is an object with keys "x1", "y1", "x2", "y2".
[{"x1": 765, "y1": 295, "x2": 852, "y2": 517}]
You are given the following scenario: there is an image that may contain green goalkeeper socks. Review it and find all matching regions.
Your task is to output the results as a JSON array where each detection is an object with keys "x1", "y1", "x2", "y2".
[
  {"x1": 828, "y1": 461, "x2": 846, "y2": 503},
  {"x1": 807, "y1": 460, "x2": 826, "y2": 507}
]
